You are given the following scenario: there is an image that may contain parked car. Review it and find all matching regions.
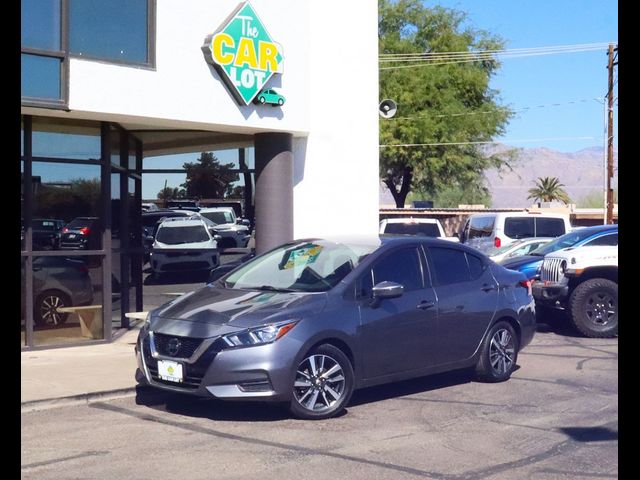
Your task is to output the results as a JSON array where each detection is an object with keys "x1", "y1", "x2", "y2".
[
  {"x1": 150, "y1": 217, "x2": 220, "y2": 276},
  {"x1": 136, "y1": 236, "x2": 536, "y2": 420},
  {"x1": 486, "y1": 237, "x2": 553, "y2": 263},
  {"x1": 142, "y1": 203, "x2": 160, "y2": 212},
  {"x1": 59, "y1": 217, "x2": 102, "y2": 250},
  {"x1": 533, "y1": 244, "x2": 618, "y2": 338},
  {"x1": 21, "y1": 218, "x2": 66, "y2": 250},
  {"x1": 142, "y1": 209, "x2": 200, "y2": 262},
  {"x1": 379, "y1": 217, "x2": 459, "y2": 242},
  {"x1": 460, "y1": 212, "x2": 571, "y2": 253},
  {"x1": 198, "y1": 207, "x2": 251, "y2": 249},
  {"x1": 166, "y1": 199, "x2": 200, "y2": 212},
  {"x1": 21, "y1": 257, "x2": 94, "y2": 326},
  {"x1": 500, "y1": 224, "x2": 618, "y2": 280}
]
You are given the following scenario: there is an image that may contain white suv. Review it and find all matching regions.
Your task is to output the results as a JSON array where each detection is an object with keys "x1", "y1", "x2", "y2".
[
  {"x1": 150, "y1": 217, "x2": 220, "y2": 275},
  {"x1": 198, "y1": 207, "x2": 251, "y2": 249},
  {"x1": 379, "y1": 217, "x2": 459, "y2": 242},
  {"x1": 460, "y1": 212, "x2": 571, "y2": 253}
]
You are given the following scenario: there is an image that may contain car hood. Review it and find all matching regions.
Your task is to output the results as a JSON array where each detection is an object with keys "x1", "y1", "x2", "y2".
[
  {"x1": 149, "y1": 285, "x2": 327, "y2": 337},
  {"x1": 153, "y1": 240, "x2": 215, "y2": 249},
  {"x1": 499, "y1": 254, "x2": 541, "y2": 269}
]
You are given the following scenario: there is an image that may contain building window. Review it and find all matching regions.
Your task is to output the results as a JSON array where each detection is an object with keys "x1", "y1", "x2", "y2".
[
  {"x1": 21, "y1": 0, "x2": 61, "y2": 51},
  {"x1": 21, "y1": 53, "x2": 63, "y2": 101},
  {"x1": 69, "y1": 0, "x2": 152, "y2": 65}
]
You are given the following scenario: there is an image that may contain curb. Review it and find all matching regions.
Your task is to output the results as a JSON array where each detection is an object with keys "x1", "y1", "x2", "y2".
[{"x1": 21, "y1": 387, "x2": 138, "y2": 413}]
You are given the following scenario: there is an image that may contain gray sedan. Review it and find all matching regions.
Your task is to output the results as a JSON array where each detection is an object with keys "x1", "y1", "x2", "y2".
[{"x1": 136, "y1": 236, "x2": 536, "y2": 419}]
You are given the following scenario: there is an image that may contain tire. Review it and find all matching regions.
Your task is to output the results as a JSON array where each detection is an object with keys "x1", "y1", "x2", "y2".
[
  {"x1": 474, "y1": 321, "x2": 519, "y2": 382},
  {"x1": 289, "y1": 344, "x2": 354, "y2": 420},
  {"x1": 34, "y1": 290, "x2": 70, "y2": 326},
  {"x1": 259, "y1": 96, "x2": 266, "y2": 104},
  {"x1": 277, "y1": 98, "x2": 284, "y2": 106},
  {"x1": 569, "y1": 278, "x2": 618, "y2": 338}
]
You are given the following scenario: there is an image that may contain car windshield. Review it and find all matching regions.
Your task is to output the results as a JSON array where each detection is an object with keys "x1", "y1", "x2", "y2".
[
  {"x1": 156, "y1": 225, "x2": 210, "y2": 244},
  {"x1": 224, "y1": 239, "x2": 378, "y2": 293},
  {"x1": 384, "y1": 222, "x2": 440, "y2": 236},
  {"x1": 200, "y1": 211, "x2": 235, "y2": 224},
  {"x1": 530, "y1": 229, "x2": 610, "y2": 256},
  {"x1": 486, "y1": 240, "x2": 524, "y2": 256}
]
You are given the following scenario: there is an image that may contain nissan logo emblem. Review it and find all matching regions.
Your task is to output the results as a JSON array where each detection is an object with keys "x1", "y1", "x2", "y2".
[{"x1": 167, "y1": 338, "x2": 182, "y2": 356}]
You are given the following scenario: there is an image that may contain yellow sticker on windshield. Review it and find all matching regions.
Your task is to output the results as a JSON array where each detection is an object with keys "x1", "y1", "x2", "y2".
[{"x1": 282, "y1": 245, "x2": 323, "y2": 270}]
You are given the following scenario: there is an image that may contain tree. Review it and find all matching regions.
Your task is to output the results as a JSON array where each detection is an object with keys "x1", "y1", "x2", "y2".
[
  {"x1": 181, "y1": 152, "x2": 239, "y2": 199},
  {"x1": 577, "y1": 189, "x2": 618, "y2": 208},
  {"x1": 527, "y1": 177, "x2": 571, "y2": 204},
  {"x1": 157, "y1": 186, "x2": 185, "y2": 202},
  {"x1": 379, "y1": 0, "x2": 513, "y2": 207}
]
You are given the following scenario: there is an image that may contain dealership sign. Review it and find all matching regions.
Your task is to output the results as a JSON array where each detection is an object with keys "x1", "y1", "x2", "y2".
[{"x1": 202, "y1": 1, "x2": 284, "y2": 105}]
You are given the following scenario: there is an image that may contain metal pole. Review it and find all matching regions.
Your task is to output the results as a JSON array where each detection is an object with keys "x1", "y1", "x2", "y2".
[
  {"x1": 602, "y1": 99, "x2": 607, "y2": 225},
  {"x1": 606, "y1": 43, "x2": 615, "y2": 224}
]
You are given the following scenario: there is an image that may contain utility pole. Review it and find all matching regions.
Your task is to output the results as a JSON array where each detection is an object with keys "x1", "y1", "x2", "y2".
[{"x1": 605, "y1": 43, "x2": 617, "y2": 224}]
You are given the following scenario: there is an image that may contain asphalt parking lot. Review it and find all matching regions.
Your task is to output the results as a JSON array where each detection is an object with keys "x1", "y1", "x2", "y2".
[{"x1": 21, "y1": 321, "x2": 617, "y2": 480}]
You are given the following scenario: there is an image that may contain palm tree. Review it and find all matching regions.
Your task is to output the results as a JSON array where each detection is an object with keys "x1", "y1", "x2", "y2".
[{"x1": 527, "y1": 177, "x2": 571, "y2": 204}]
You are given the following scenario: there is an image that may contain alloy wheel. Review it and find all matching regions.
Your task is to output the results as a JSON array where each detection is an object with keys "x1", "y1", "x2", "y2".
[
  {"x1": 585, "y1": 292, "x2": 616, "y2": 327},
  {"x1": 293, "y1": 354, "x2": 346, "y2": 413},
  {"x1": 489, "y1": 328, "x2": 516, "y2": 375},
  {"x1": 40, "y1": 294, "x2": 66, "y2": 326}
]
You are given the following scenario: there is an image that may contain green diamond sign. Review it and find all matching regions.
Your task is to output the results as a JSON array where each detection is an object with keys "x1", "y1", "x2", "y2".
[{"x1": 202, "y1": 1, "x2": 284, "y2": 106}]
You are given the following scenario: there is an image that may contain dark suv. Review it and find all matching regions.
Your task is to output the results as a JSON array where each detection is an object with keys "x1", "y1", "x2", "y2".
[{"x1": 59, "y1": 217, "x2": 102, "y2": 250}]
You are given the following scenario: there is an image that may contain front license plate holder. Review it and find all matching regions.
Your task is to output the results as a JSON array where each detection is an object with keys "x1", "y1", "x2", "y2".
[{"x1": 157, "y1": 360, "x2": 184, "y2": 383}]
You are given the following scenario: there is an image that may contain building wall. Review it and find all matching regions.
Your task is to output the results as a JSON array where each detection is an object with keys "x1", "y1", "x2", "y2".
[
  {"x1": 66, "y1": 0, "x2": 380, "y2": 239},
  {"x1": 292, "y1": 1, "x2": 380, "y2": 238}
]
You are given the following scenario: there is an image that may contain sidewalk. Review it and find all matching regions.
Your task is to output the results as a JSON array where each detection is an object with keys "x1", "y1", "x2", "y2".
[{"x1": 21, "y1": 324, "x2": 143, "y2": 412}]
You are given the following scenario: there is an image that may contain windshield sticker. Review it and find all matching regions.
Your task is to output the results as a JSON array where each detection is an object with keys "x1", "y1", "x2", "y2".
[{"x1": 281, "y1": 244, "x2": 323, "y2": 270}]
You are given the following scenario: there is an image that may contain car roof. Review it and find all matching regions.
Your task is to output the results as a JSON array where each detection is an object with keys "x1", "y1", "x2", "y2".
[
  {"x1": 381, "y1": 217, "x2": 439, "y2": 224},
  {"x1": 157, "y1": 217, "x2": 207, "y2": 227},
  {"x1": 199, "y1": 206, "x2": 235, "y2": 212}
]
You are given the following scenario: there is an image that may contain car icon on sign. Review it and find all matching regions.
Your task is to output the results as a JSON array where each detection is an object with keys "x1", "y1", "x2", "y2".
[{"x1": 254, "y1": 89, "x2": 285, "y2": 106}]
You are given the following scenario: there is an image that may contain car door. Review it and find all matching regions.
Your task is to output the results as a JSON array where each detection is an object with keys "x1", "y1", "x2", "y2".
[
  {"x1": 426, "y1": 246, "x2": 499, "y2": 365},
  {"x1": 358, "y1": 246, "x2": 438, "y2": 378}
]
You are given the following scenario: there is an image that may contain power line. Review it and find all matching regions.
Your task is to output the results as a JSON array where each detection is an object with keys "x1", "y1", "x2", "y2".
[
  {"x1": 379, "y1": 136, "x2": 596, "y2": 148},
  {"x1": 389, "y1": 98, "x2": 604, "y2": 121},
  {"x1": 379, "y1": 42, "x2": 613, "y2": 70}
]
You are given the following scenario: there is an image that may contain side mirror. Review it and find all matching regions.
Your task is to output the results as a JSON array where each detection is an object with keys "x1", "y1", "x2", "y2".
[
  {"x1": 370, "y1": 281, "x2": 404, "y2": 308},
  {"x1": 238, "y1": 218, "x2": 251, "y2": 227}
]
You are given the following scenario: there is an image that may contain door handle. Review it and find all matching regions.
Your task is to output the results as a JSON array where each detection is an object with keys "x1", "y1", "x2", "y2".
[
  {"x1": 481, "y1": 284, "x2": 497, "y2": 292},
  {"x1": 417, "y1": 300, "x2": 435, "y2": 310}
]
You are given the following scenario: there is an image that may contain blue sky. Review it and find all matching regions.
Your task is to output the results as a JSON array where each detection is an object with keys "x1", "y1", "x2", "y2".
[{"x1": 430, "y1": 0, "x2": 618, "y2": 152}]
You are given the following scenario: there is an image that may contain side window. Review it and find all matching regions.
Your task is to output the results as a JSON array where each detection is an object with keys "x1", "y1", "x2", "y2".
[
  {"x1": 504, "y1": 217, "x2": 534, "y2": 239},
  {"x1": 371, "y1": 248, "x2": 424, "y2": 293},
  {"x1": 429, "y1": 247, "x2": 470, "y2": 285},
  {"x1": 466, "y1": 252, "x2": 484, "y2": 280},
  {"x1": 357, "y1": 269, "x2": 374, "y2": 298},
  {"x1": 468, "y1": 217, "x2": 495, "y2": 240},
  {"x1": 535, "y1": 217, "x2": 566, "y2": 237},
  {"x1": 584, "y1": 233, "x2": 618, "y2": 246}
]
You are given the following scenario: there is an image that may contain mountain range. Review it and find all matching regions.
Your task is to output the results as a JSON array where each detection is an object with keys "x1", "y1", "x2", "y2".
[{"x1": 380, "y1": 145, "x2": 618, "y2": 208}]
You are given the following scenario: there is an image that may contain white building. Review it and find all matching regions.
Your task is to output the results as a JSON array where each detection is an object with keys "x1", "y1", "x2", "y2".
[{"x1": 21, "y1": 0, "x2": 379, "y2": 347}]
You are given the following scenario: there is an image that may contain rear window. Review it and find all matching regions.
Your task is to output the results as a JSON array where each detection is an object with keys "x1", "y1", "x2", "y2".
[
  {"x1": 535, "y1": 217, "x2": 566, "y2": 237},
  {"x1": 383, "y1": 222, "x2": 440, "y2": 237},
  {"x1": 201, "y1": 211, "x2": 235, "y2": 225},
  {"x1": 67, "y1": 218, "x2": 97, "y2": 229},
  {"x1": 504, "y1": 217, "x2": 534, "y2": 239},
  {"x1": 468, "y1": 216, "x2": 495, "y2": 239}
]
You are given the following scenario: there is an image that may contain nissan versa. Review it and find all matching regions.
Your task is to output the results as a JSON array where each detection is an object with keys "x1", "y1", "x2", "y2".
[{"x1": 136, "y1": 236, "x2": 536, "y2": 420}]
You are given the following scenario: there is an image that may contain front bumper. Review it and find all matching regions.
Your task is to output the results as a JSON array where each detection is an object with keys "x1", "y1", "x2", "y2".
[
  {"x1": 136, "y1": 329, "x2": 295, "y2": 401},
  {"x1": 151, "y1": 248, "x2": 220, "y2": 273},
  {"x1": 532, "y1": 281, "x2": 569, "y2": 306}
]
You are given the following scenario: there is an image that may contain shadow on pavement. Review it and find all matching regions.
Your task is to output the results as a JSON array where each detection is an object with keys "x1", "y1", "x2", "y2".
[
  {"x1": 535, "y1": 309, "x2": 589, "y2": 338},
  {"x1": 134, "y1": 385, "x2": 290, "y2": 422}
]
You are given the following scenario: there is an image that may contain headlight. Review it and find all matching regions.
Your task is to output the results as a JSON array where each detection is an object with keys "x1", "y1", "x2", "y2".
[
  {"x1": 560, "y1": 260, "x2": 567, "y2": 274},
  {"x1": 221, "y1": 321, "x2": 298, "y2": 348},
  {"x1": 144, "y1": 312, "x2": 151, "y2": 327}
]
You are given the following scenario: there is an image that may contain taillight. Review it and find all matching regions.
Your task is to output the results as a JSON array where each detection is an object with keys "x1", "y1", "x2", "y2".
[
  {"x1": 61, "y1": 227, "x2": 68, "y2": 234},
  {"x1": 494, "y1": 237, "x2": 501, "y2": 248},
  {"x1": 518, "y1": 279, "x2": 532, "y2": 296},
  {"x1": 80, "y1": 227, "x2": 90, "y2": 235},
  {"x1": 77, "y1": 265, "x2": 89, "y2": 274}
]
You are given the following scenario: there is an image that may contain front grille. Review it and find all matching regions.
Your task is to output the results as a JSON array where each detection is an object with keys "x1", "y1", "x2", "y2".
[
  {"x1": 142, "y1": 336, "x2": 226, "y2": 391},
  {"x1": 164, "y1": 251, "x2": 202, "y2": 257},
  {"x1": 153, "y1": 333, "x2": 203, "y2": 358},
  {"x1": 161, "y1": 261, "x2": 210, "y2": 271},
  {"x1": 541, "y1": 258, "x2": 564, "y2": 282}
]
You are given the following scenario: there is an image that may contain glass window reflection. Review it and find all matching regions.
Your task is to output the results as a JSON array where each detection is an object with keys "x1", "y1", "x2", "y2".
[
  {"x1": 21, "y1": 0, "x2": 61, "y2": 50},
  {"x1": 21, "y1": 54, "x2": 61, "y2": 100},
  {"x1": 32, "y1": 118, "x2": 101, "y2": 160}
]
